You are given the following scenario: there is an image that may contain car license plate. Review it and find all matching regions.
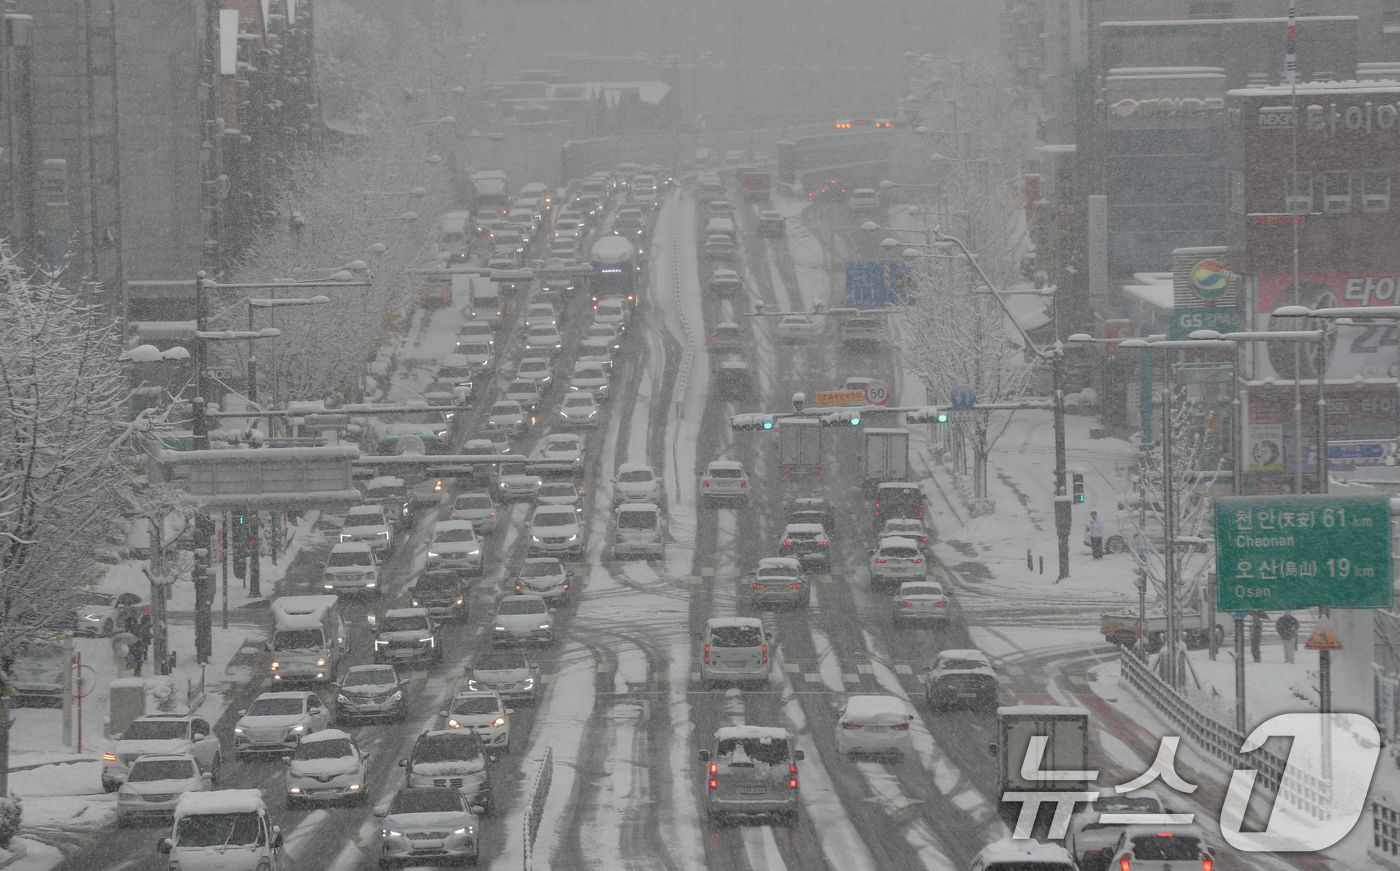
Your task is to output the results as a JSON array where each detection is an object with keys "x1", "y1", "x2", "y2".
[
  {"x1": 739, "y1": 786, "x2": 767, "y2": 794},
  {"x1": 864, "y1": 725, "x2": 887, "y2": 731}
]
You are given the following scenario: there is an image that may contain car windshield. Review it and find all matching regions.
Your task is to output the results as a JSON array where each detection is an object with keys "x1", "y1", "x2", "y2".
[
  {"x1": 390, "y1": 789, "x2": 465, "y2": 815},
  {"x1": 381, "y1": 614, "x2": 430, "y2": 633},
  {"x1": 716, "y1": 736, "x2": 789, "y2": 765},
  {"x1": 452, "y1": 696, "x2": 501, "y2": 716},
  {"x1": 532, "y1": 512, "x2": 574, "y2": 528},
  {"x1": 128, "y1": 759, "x2": 198, "y2": 782},
  {"x1": 294, "y1": 738, "x2": 354, "y2": 761},
  {"x1": 527, "y1": 306, "x2": 554, "y2": 316},
  {"x1": 498, "y1": 599, "x2": 546, "y2": 615},
  {"x1": 1129, "y1": 835, "x2": 1202, "y2": 861},
  {"x1": 455, "y1": 496, "x2": 492, "y2": 510},
  {"x1": 460, "y1": 325, "x2": 490, "y2": 336},
  {"x1": 327, "y1": 551, "x2": 372, "y2": 567},
  {"x1": 273, "y1": 629, "x2": 323, "y2": 650},
  {"x1": 521, "y1": 361, "x2": 547, "y2": 373},
  {"x1": 528, "y1": 327, "x2": 556, "y2": 338},
  {"x1": 414, "y1": 735, "x2": 482, "y2": 764},
  {"x1": 475, "y1": 650, "x2": 528, "y2": 670},
  {"x1": 518, "y1": 562, "x2": 562, "y2": 579},
  {"x1": 575, "y1": 368, "x2": 605, "y2": 380},
  {"x1": 509, "y1": 381, "x2": 538, "y2": 394},
  {"x1": 175, "y1": 812, "x2": 263, "y2": 848},
  {"x1": 415, "y1": 574, "x2": 459, "y2": 593},
  {"x1": 563, "y1": 396, "x2": 592, "y2": 408},
  {"x1": 709, "y1": 625, "x2": 763, "y2": 647},
  {"x1": 538, "y1": 484, "x2": 576, "y2": 498},
  {"x1": 459, "y1": 344, "x2": 491, "y2": 356},
  {"x1": 587, "y1": 325, "x2": 614, "y2": 336},
  {"x1": 618, "y1": 511, "x2": 656, "y2": 530},
  {"x1": 708, "y1": 467, "x2": 742, "y2": 478},
  {"x1": 903, "y1": 585, "x2": 943, "y2": 597},
  {"x1": 785, "y1": 530, "x2": 820, "y2": 541},
  {"x1": 434, "y1": 528, "x2": 476, "y2": 544},
  {"x1": 1092, "y1": 796, "x2": 1160, "y2": 813},
  {"x1": 619, "y1": 470, "x2": 653, "y2": 483},
  {"x1": 491, "y1": 404, "x2": 520, "y2": 415},
  {"x1": 368, "y1": 487, "x2": 408, "y2": 501},
  {"x1": 246, "y1": 697, "x2": 305, "y2": 717},
  {"x1": 343, "y1": 667, "x2": 396, "y2": 688},
  {"x1": 343, "y1": 514, "x2": 382, "y2": 528},
  {"x1": 546, "y1": 437, "x2": 576, "y2": 450},
  {"x1": 123, "y1": 720, "x2": 188, "y2": 741},
  {"x1": 939, "y1": 658, "x2": 989, "y2": 671},
  {"x1": 759, "y1": 564, "x2": 799, "y2": 578}
]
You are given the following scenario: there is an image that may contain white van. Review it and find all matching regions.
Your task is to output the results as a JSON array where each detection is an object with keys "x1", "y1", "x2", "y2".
[
  {"x1": 436, "y1": 211, "x2": 473, "y2": 262},
  {"x1": 702, "y1": 217, "x2": 735, "y2": 242},
  {"x1": 613, "y1": 503, "x2": 665, "y2": 560},
  {"x1": 269, "y1": 595, "x2": 347, "y2": 684},
  {"x1": 470, "y1": 276, "x2": 503, "y2": 328},
  {"x1": 699, "y1": 617, "x2": 771, "y2": 688},
  {"x1": 159, "y1": 789, "x2": 283, "y2": 871}
]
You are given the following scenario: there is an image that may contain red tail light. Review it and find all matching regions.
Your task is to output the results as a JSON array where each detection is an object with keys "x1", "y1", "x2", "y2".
[
  {"x1": 1119, "y1": 857, "x2": 1131, "y2": 871},
  {"x1": 702, "y1": 481, "x2": 708, "y2": 487},
  {"x1": 789, "y1": 763, "x2": 798, "y2": 790},
  {"x1": 841, "y1": 722, "x2": 862, "y2": 730},
  {"x1": 709, "y1": 762, "x2": 717, "y2": 790},
  {"x1": 817, "y1": 540, "x2": 827, "y2": 546},
  {"x1": 762, "y1": 644, "x2": 768, "y2": 664},
  {"x1": 889, "y1": 722, "x2": 910, "y2": 730},
  {"x1": 898, "y1": 601, "x2": 913, "y2": 608},
  {"x1": 788, "y1": 583, "x2": 802, "y2": 589},
  {"x1": 704, "y1": 644, "x2": 710, "y2": 664},
  {"x1": 783, "y1": 540, "x2": 793, "y2": 547},
  {"x1": 875, "y1": 558, "x2": 887, "y2": 563},
  {"x1": 1201, "y1": 856, "x2": 1212, "y2": 871},
  {"x1": 740, "y1": 480, "x2": 747, "y2": 488},
  {"x1": 911, "y1": 558, "x2": 922, "y2": 564},
  {"x1": 933, "y1": 601, "x2": 947, "y2": 607}
]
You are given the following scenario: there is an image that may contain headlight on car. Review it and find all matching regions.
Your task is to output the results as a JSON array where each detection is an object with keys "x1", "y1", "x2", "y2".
[
  {"x1": 567, "y1": 534, "x2": 578, "y2": 541},
  {"x1": 494, "y1": 625, "x2": 507, "y2": 633},
  {"x1": 289, "y1": 724, "x2": 306, "y2": 734},
  {"x1": 337, "y1": 695, "x2": 350, "y2": 706},
  {"x1": 522, "y1": 677, "x2": 534, "y2": 690},
  {"x1": 447, "y1": 717, "x2": 461, "y2": 729},
  {"x1": 233, "y1": 727, "x2": 245, "y2": 736},
  {"x1": 427, "y1": 551, "x2": 439, "y2": 559},
  {"x1": 383, "y1": 829, "x2": 402, "y2": 838},
  {"x1": 492, "y1": 717, "x2": 506, "y2": 728},
  {"x1": 467, "y1": 679, "x2": 480, "y2": 690}
]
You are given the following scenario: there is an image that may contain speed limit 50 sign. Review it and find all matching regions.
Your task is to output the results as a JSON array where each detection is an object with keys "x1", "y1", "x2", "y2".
[{"x1": 864, "y1": 380, "x2": 890, "y2": 406}]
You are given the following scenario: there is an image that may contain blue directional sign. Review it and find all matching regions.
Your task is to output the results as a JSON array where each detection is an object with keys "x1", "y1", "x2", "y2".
[
  {"x1": 950, "y1": 384, "x2": 977, "y2": 409},
  {"x1": 845, "y1": 260, "x2": 915, "y2": 307}
]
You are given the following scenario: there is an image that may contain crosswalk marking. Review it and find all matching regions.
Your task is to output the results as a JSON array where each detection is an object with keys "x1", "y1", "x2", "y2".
[
  {"x1": 894, "y1": 664, "x2": 914, "y2": 675},
  {"x1": 857, "y1": 663, "x2": 874, "y2": 674},
  {"x1": 783, "y1": 663, "x2": 801, "y2": 673},
  {"x1": 842, "y1": 673, "x2": 860, "y2": 683},
  {"x1": 804, "y1": 673, "x2": 822, "y2": 683}
]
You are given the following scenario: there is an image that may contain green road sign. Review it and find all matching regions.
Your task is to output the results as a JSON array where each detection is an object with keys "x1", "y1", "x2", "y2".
[
  {"x1": 1169, "y1": 306, "x2": 1236, "y2": 340},
  {"x1": 1214, "y1": 495, "x2": 1393, "y2": 611}
]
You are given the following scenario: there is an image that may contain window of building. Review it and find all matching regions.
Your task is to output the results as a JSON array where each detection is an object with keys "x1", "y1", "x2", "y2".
[
  {"x1": 1229, "y1": 170, "x2": 1245, "y2": 214},
  {"x1": 1188, "y1": 2, "x2": 1234, "y2": 19},
  {"x1": 1363, "y1": 171, "x2": 1391, "y2": 212},
  {"x1": 1383, "y1": 9, "x2": 1400, "y2": 35},
  {"x1": 1285, "y1": 171, "x2": 1312, "y2": 213},
  {"x1": 1323, "y1": 171, "x2": 1352, "y2": 213}
]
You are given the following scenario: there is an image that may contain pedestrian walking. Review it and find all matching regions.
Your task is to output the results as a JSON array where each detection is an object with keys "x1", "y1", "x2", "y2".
[
  {"x1": 1250, "y1": 611, "x2": 1263, "y2": 663},
  {"x1": 135, "y1": 614, "x2": 152, "y2": 662},
  {"x1": 1276, "y1": 611, "x2": 1299, "y2": 663},
  {"x1": 1088, "y1": 512, "x2": 1105, "y2": 559},
  {"x1": 111, "y1": 631, "x2": 136, "y2": 679},
  {"x1": 129, "y1": 632, "x2": 148, "y2": 676}
]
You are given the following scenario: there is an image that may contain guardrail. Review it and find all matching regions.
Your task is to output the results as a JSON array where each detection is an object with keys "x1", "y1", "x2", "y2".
[
  {"x1": 1119, "y1": 650, "x2": 1331, "y2": 820},
  {"x1": 668, "y1": 189, "x2": 695, "y2": 420},
  {"x1": 523, "y1": 746, "x2": 553, "y2": 871}
]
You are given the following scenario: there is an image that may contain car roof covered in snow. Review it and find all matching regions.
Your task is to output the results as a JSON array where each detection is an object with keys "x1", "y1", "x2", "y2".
[
  {"x1": 841, "y1": 694, "x2": 910, "y2": 719},
  {"x1": 706, "y1": 460, "x2": 745, "y2": 471},
  {"x1": 368, "y1": 476, "x2": 406, "y2": 489},
  {"x1": 175, "y1": 788, "x2": 267, "y2": 818},
  {"x1": 937, "y1": 648, "x2": 989, "y2": 662},
  {"x1": 713, "y1": 725, "x2": 790, "y2": 743},
  {"x1": 706, "y1": 616, "x2": 763, "y2": 630},
  {"x1": 299, "y1": 728, "x2": 353, "y2": 745},
  {"x1": 877, "y1": 536, "x2": 920, "y2": 550},
  {"x1": 757, "y1": 557, "x2": 801, "y2": 571},
  {"x1": 974, "y1": 838, "x2": 1075, "y2": 867},
  {"x1": 783, "y1": 523, "x2": 827, "y2": 535}
]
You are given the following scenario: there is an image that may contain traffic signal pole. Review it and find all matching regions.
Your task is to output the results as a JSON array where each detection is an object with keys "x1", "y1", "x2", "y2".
[{"x1": 1053, "y1": 355, "x2": 1071, "y2": 581}]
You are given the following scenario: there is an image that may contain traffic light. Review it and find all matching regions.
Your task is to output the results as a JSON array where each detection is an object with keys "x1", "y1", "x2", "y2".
[
  {"x1": 232, "y1": 530, "x2": 246, "y2": 579},
  {"x1": 820, "y1": 410, "x2": 861, "y2": 427},
  {"x1": 731, "y1": 413, "x2": 776, "y2": 432},
  {"x1": 906, "y1": 407, "x2": 949, "y2": 425},
  {"x1": 1072, "y1": 473, "x2": 1085, "y2": 503},
  {"x1": 233, "y1": 513, "x2": 249, "y2": 528}
]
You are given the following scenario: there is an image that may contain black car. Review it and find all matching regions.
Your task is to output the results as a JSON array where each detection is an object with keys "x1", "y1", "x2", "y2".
[
  {"x1": 410, "y1": 571, "x2": 469, "y2": 621},
  {"x1": 756, "y1": 211, "x2": 786, "y2": 237},
  {"x1": 373, "y1": 608, "x2": 444, "y2": 666},
  {"x1": 335, "y1": 664, "x2": 409, "y2": 724},
  {"x1": 787, "y1": 497, "x2": 837, "y2": 534},
  {"x1": 401, "y1": 729, "x2": 494, "y2": 813}
]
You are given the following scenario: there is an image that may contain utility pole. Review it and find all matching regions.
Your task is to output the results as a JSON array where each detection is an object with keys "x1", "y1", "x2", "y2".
[
  {"x1": 193, "y1": 271, "x2": 213, "y2": 664},
  {"x1": 1053, "y1": 354, "x2": 1071, "y2": 581}
]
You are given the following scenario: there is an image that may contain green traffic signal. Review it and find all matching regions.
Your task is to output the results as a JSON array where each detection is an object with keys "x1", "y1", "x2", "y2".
[
  {"x1": 936, "y1": 411, "x2": 949, "y2": 423},
  {"x1": 848, "y1": 415, "x2": 860, "y2": 426},
  {"x1": 762, "y1": 418, "x2": 774, "y2": 430}
]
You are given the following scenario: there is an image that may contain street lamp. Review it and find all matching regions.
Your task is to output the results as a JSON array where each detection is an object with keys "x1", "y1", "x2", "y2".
[{"x1": 245, "y1": 296, "x2": 331, "y2": 407}]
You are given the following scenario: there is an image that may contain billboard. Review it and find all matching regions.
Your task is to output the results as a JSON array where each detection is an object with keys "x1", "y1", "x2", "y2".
[
  {"x1": 844, "y1": 260, "x2": 915, "y2": 308},
  {"x1": 1256, "y1": 269, "x2": 1400, "y2": 381}
]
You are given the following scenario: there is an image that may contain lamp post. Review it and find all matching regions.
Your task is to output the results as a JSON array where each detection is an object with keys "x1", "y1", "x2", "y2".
[{"x1": 246, "y1": 295, "x2": 330, "y2": 408}]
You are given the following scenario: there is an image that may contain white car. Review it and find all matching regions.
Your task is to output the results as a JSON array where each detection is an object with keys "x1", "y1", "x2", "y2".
[
  {"x1": 524, "y1": 324, "x2": 564, "y2": 355},
  {"x1": 891, "y1": 580, "x2": 949, "y2": 627},
  {"x1": 426, "y1": 520, "x2": 483, "y2": 575},
  {"x1": 440, "y1": 691, "x2": 512, "y2": 752},
  {"x1": 523, "y1": 302, "x2": 559, "y2": 328},
  {"x1": 584, "y1": 322, "x2": 623, "y2": 351},
  {"x1": 700, "y1": 460, "x2": 750, "y2": 506},
  {"x1": 284, "y1": 729, "x2": 368, "y2": 807},
  {"x1": 869, "y1": 537, "x2": 926, "y2": 591},
  {"x1": 377, "y1": 787, "x2": 482, "y2": 866},
  {"x1": 492, "y1": 595, "x2": 555, "y2": 646},
  {"x1": 453, "y1": 341, "x2": 494, "y2": 371},
  {"x1": 558, "y1": 391, "x2": 601, "y2": 428},
  {"x1": 527, "y1": 504, "x2": 585, "y2": 559},
  {"x1": 493, "y1": 461, "x2": 543, "y2": 503},
  {"x1": 486, "y1": 400, "x2": 532, "y2": 436},
  {"x1": 1105, "y1": 824, "x2": 1215, "y2": 871},
  {"x1": 613, "y1": 503, "x2": 665, "y2": 560},
  {"x1": 536, "y1": 482, "x2": 583, "y2": 508},
  {"x1": 116, "y1": 754, "x2": 211, "y2": 826},
  {"x1": 577, "y1": 336, "x2": 615, "y2": 371},
  {"x1": 468, "y1": 649, "x2": 539, "y2": 703},
  {"x1": 450, "y1": 492, "x2": 499, "y2": 535},
  {"x1": 233, "y1": 691, "x2": 332, "y2": 758},
  {"x1": 457, "y1": 320, "x2": 495, "y2": 348},
  {"x1": 528, "y1": 432, "x2": 586, "y2": 477},
  {"x1": 592, "y1": 298, "x2": 629, "y2": 329},
  {"x1": 517, "y1": 356, "x2": 554, "y2": 388},
  {"x1": 512, "y1": 558, "x2": 573, "y2": 604},
  {"x1": 504, "y1": 379, "x2": 544, "y2": 412},
  {"x1": 612, "y1": 463, "x2": 660, "y2": 504},
  {"x1": 569, "y1": 362, "x2": 611, "y2": 402},
  {"x1": 879, "y1": 518, "x2": 932, "y2": 554},
  {"x1": 833, "y1": 694, "x2": 914, "y2": 760},
  {"x1": 103, "y1": 714, "x2": 222, "y2": 793},
  {"x1": 339, "y1": 504, "x2": 394, "y2": 554},
  {"x1": 322, "y1": 541, "x2": 381, "y2": 596},
  {"x1": 777, "y1": 314, "x2": 814, "y2": 342},
  {"x1": 1066, "y1": 792, "x2": 1165, "y2": 870}
]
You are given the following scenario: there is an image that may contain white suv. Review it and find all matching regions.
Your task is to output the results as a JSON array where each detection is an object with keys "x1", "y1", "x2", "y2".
[
  {"x1": 322, "y1": 541, "x2": 381, "y2": 596},
  {"x1": 102, "y1": 714, "x2": 222, "y2": 793},
  {"x1": 700, "y1": 460, "x2": 750, "y2": 506},
  {"x1": 527, "y1": 505, "x2": 584, "y2": 559},
  {"x1": 339, "y1": 504, "x2": 394, "y2": 554}
]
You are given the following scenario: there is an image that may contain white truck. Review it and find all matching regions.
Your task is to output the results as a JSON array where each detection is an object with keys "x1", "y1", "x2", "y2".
[
  {"x1": 777, "y1": 417, "x2": 822, "y2": 474},
  {"x1": 862, "y1": 428, "x2": 909, "y2": 488},
  {"x1": 990, "y1": 705, "x2": 1090, "y2": 826},
  {"x1": 269, "y1": 595, "x2": 347, "y2": 684},
  {"x1": 1101, "y1": 588, "x2": 1227, "y2": 651}
]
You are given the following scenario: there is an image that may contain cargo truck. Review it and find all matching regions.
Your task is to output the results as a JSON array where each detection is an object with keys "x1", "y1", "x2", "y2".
[
  {"x1": 777, "y1": 417, "x2": 821, "y2": 473},
  {"x1": 741, "y1": 171, "x2": 771, "y2": 202},
  {"x1": 990, "y1": 705, "x2": 1091, "y2": 827},
  {"x1": 1101, "y1": 587, "x2": 1227, "y2": 651},
  {"x1": 862, "y1": 428, "x2": 909, "y2": 488}
]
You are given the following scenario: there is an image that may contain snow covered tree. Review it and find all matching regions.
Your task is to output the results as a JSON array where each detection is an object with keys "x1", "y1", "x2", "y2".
[
  {"x1": 0, "y1": 248, "x2": 141, "y2": 792},
  {"x1": 895, "y1": 59, "x2": 1038, "y2": 505}
]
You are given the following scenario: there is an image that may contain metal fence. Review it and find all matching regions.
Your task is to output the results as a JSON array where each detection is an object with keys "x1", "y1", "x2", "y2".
[
  {"x1": 1119, "y1": 650, "x2": 1332, "y2": 820},
  {"x1": 523, "y1": 746, "x2": 553, "y2": 871}
]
